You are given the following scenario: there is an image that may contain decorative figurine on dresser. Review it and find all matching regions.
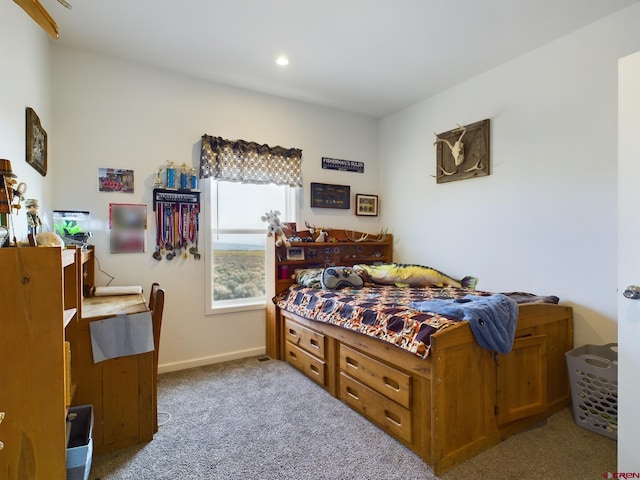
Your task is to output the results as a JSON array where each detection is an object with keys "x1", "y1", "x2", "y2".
[
  {"x1": 0, "y1": 158, "x2": 27, "y2": 246},
  {"x1": 26, "y1": 198, "x2": 42, "y2": 236}
]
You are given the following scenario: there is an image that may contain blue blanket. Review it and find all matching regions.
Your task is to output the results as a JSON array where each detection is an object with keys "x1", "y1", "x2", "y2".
[{"x1": 409, "y1": 294, "x2": 518, "y2": 353}]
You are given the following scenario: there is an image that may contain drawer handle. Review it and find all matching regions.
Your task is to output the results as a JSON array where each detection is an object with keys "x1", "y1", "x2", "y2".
[
  {"x1": 383, "y1": 376, "x2": 400, "y2": 392},
  {"x1": 288, "y1": 350, "x2": 297, "y2": 360},
  {"x1": 309, "y1": 338, "x2": 319, "y2": 349},
  {"x1": 310, "y1": 364, "x2": 320, "y2": 375},
  {"x1": 385, "y1": 409, "x2": 402, "y2": 427},
  {"x1": 346, "y1": 386, "x2": 359, "y2": 400},
  {"x1": 288, "y1": 328, "x2": 301, "y2": 344},
  {"x1": 345, "y1": 357, "x2": 359, "y2": 370}
]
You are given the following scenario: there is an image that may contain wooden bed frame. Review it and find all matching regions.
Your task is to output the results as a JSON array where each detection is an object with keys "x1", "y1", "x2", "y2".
[{"x1": 266, "y1": 230, "x2": 573, "y2": 476}]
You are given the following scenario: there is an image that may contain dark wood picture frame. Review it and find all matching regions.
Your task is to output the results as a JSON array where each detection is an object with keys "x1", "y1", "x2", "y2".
[
  {"x1": 26, "y1": 107, "x2": 48, "y2": 176},
  {"x1": 435, "y1": 118, "x2": 490, "y2": 184},
  {"x1": 310, "y1": 182, "x2": 350, "y2": 209},
  {"x1": 355, "y1": 194, "x2": 378, "y2": 216}
]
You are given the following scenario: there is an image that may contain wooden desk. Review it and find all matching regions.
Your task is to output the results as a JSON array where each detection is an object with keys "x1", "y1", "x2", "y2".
[
  {"x1": 74, "y1": 291, "x2": 156, "y2": 454},
  {"x1": 83, "y1": 293, "x2": 148, "y2": 319}
]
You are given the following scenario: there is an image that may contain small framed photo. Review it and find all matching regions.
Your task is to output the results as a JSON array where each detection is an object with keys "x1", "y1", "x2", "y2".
[
  {"x1": 355, "y1": 194, "x2": 378, "y2": 216},
  {"x1": 286, "y1": 247, "x2": 305, "y2": 261}
]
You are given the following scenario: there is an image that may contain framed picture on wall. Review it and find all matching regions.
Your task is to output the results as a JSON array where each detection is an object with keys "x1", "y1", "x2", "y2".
[
  {"x1": 25, "y1": 107, "x2": 47, "y2": 177},
  {"x1": 310, "y1": 182, "x2": 350, "y2": 209},
  {"x1": 355, "y1": 194, "x2": 378, "y2": 216},
  {"x1": 98, "y1": 167, "x2": 135, "y2": 193},
  {"x1": 109, "y1": 203, "x2": 147, "y2": 253}
]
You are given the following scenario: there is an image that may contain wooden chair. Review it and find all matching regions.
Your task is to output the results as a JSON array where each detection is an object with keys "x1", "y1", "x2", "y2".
[
  {"x1": 148, "y1": 282, "x2": 160, "y2": 311},
  {"x1": 149, "y1": 284, "x2": 165, "y2": 432}
]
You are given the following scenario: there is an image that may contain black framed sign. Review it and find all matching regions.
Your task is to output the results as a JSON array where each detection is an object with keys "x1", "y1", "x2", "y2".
[
  {"x1": 322, "y1": 157, "x2": 364, "y2": 173},
  {"x1": 310, "y1": 182, "x2": 350, "y2": 209}
]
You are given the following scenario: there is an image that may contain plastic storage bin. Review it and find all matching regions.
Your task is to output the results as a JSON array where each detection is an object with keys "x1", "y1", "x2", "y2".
[
  {"x1": 565, "y1": 343, "x2": 617, "y2": 439},
  {"x1": 66, "y1": 405, "x2": 94, "y2": 480}
]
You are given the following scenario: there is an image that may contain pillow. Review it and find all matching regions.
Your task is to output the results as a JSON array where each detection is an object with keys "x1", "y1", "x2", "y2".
[
  {"x1": 320, "y1": 267, "x2": 364, "y2": 290},
  {"x1": 293, "y1": 268, "x2": 323, "y2": 288}
]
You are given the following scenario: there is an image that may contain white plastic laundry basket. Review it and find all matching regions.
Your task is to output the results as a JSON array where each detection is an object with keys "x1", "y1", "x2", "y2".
[{"x1": 565, "y1": 343, "x2": 617, "y2": 440}]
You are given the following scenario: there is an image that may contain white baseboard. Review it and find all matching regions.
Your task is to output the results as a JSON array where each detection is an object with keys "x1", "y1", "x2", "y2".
[{"x1": 158, "y1": 347, "x2": 267, "y2": 374}]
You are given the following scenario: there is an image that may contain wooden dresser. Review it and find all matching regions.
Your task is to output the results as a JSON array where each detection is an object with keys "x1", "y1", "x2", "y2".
[
  {"x1": 0, "y1": 247, "x2": 82, "y2": 478},
  {"x1": 0, "y1": 246, "x2": 155, "y2": 480}
]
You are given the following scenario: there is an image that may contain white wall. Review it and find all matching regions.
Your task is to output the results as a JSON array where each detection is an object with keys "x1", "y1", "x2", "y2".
[
  {"x1": 379, "y1": 3, "x2": 640, "y2": 348},
  {"x1": 51, "y1": 47, "x2": 380, "y2": 372},
  {"x1": 0, "y1": 2, "x2": 53, "y2": 235}
]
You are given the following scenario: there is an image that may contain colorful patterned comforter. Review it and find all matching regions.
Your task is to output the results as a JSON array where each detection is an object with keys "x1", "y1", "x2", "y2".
[{"x1": 274, "y1": 284, "x2": 493, "y2": 359}]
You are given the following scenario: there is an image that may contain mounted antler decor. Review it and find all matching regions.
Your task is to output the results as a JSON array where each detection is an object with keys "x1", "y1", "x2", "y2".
[
  {"x1": 433, "y1": 119, "x2": 490, "y2": 184},
  {"x1": 345, "y1": 228, "x2": 388, "y2": 243}
]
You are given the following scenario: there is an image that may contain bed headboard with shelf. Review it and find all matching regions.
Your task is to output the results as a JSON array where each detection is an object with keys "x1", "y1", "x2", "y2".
[{"x1": 265, "y1": 229, "x2": 392, "y2": 357}]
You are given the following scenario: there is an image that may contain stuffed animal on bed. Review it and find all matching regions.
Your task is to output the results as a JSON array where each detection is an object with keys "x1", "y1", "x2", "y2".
[
  {"x1": 261, "y1": 210, "x2": 290, "y2": 247},
  {"x1": 294, "y1": 267, "x2": 363, "y2": 290},
  {"x1": 353, "y1": 263, "x2": 477, "y2": 289}
]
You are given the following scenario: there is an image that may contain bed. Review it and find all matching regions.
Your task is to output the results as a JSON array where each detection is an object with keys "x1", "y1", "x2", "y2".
[{"x1": 265, "y1": 231, "x2": 573, "y2": 475}]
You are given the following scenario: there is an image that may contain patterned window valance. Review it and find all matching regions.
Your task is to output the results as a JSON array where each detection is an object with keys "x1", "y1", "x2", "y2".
[{"x1": 200, "y1": 134, "x2": 303, "y2": 188}]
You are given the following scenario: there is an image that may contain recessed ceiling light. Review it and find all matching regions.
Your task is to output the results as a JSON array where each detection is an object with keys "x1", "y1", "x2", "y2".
[{"x1": 276, "y1": 56, "x2": 289, "y2": 66}]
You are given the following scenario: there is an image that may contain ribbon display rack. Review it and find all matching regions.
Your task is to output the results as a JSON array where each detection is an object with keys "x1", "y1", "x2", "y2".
[{"x1": 152, "y1": 188, "x2": 201, "y2": 261}]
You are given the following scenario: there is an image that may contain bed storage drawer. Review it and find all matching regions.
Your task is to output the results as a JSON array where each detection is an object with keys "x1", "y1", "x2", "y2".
[
  {"x1": 340, "y1": 345, "x2": 411, "y2": 408},
  {"x1": 284, "y1": 318, "x2": 326, "y2": 360},
  {"x1": 339, "y1": 372, "x2": 412, "y2": 443},
  {"x1": 285, "y1": 341, "x2": 326, "y2": 387}
]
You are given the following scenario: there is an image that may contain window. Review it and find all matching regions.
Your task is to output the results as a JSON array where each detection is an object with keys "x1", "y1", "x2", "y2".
[
  {"x1": 204, "y1": 181, "x2": 296, "y2": 314},
  {"x1": 200, "y1": 135, "x2": 302, "y2": 314}
]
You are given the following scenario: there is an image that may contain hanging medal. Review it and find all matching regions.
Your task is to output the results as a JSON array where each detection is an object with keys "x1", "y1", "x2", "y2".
[
  {"x1": 165, "y1": 203, "x2": 175, "y2": 260},
  {"x1": 153, "y1": 205, "x2": 163, "y2": 260},
  {"x1": 193, "y1": 206, "x2": 201, "y2": 260}
]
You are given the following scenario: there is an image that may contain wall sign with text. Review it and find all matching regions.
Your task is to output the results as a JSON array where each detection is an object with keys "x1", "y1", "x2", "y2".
[{"x1": 321, "y1": 157, "x2": 364, "y2": 173}]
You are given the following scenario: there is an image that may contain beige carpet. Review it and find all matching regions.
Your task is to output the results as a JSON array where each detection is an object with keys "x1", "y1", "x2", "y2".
[
  {"x1": 91, "y1": 357, "x2": 616, "y2": 480},
  {"x1": 442, "y1": 407, "x2": 616, "y2": 480}
]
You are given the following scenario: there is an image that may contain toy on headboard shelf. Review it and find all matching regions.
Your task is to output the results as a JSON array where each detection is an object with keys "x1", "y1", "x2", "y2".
[
  {"x1": 261, "y1": 210, "x2": 290, "y2": 247},
  {"x1": 304, "y1": 221, "x2": 331, "y2": 242}
]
